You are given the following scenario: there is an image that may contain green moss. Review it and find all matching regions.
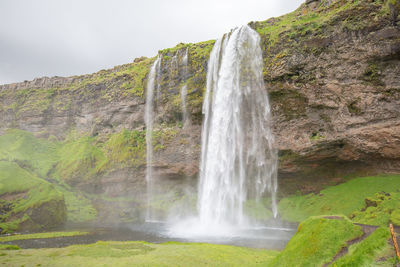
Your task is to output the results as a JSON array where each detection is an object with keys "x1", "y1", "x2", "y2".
[
  {"x1": 332, "y1": 227, "x2": 391, "y2": 266},
  {"x1": 0, "y1": 129, "x2": 96, "y2": 224},
  {"x1": 156, "y1": 40, "x2": 214, "y2": 124},
  {"x1": 54, "y1": 185, "x2": 97, "y2": 222},
  {"x1": 100, "y1": 129, "x2": 147, "y2": 171},
  {"x1": 255, "y1": 0, "x2": 362, "y2": 49},
  {"x1": 269, "y1": 216, "x2": 363, "y2": 267},
  {"x1": 0, "y1": 129, "x2": 59, "y2": 178},
  {"x1": 0, "y1": 161, "x2": 65, "y2": 233},
  {"x1": 390, "y1": 209, "x2": 400, "y2": 225},
  {"x1": 152, "y1": 126, "x2": 178, "y2": 152},
  {"x1": 269, "y1": 89, "x2": 308, "y2": 120},
  {"x1": 55, "y1": 135, "x2": 106, "y2": 184},
  {"x1": 14, "y1": 88, "x2": 55, "y2": 116},
  {"x1": 278, "y1": 175, "x2": 400, "y2": 222},
  {"x1": 0, "y1": 231, "x2": 89, "y2": 242},
  {"x1": 0, "y1": 241, "x2": 278, "y2": 266},
  {"x1": 119, "y1": 58, "x2": 153, "y2": 98},
  {"x1": 362, "y1": 62, "x2": 384, "y2": 86},
  {"x1": 350, "y1": 191, "x2": 400, "y2": 226},
  {"x1": 0, "y1": 244, "x2": 20, "y2": 250},
  {"x1": 310, "y1": 131, "x2": 325, "y2": 141}
]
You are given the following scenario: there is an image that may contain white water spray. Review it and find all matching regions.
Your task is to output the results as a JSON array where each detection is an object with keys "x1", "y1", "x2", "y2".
[{"x1": 145, "y1": 56, "x2": 161, "y2": 222}]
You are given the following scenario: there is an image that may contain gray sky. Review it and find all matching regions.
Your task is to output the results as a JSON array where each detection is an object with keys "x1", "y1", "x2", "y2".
[{"x1": 0, "y1": 0, "x2": 303, "y2": 85}]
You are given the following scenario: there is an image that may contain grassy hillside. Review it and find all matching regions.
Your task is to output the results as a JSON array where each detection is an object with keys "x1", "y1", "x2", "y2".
[
  {"x1": 269, "y1": 216, "x2": 396, "y2": 266},
  {"x1": 0, "y1": 127, "x2": 180, "y2": 232},
  {"x1": 0, "y1": 161, "x2": 65, "y2": 233},
  {"x1": 269, "y1": 216, "x2": 363, "y2": 266}
]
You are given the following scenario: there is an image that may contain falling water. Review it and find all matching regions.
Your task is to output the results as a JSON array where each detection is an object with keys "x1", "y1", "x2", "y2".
[
  {"x1": 145, "y1": 56, "x2": 161, "y2": 222},
  {"x1": 198, "y1": 25, "x2": 278, "y2": 227},
  {"x1": 180, "y1": 48, "x2": 189, "y2": 126}
]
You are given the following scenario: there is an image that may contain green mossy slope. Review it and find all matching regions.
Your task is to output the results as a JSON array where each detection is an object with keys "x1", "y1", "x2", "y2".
[
  {"x1": 278, "y1": 175, "x2": 400, "y2": 225},
  {"x1": 269, "y1": 216, "x2": 363, "y2": 267},
  {"x1": 0, "y1": 161, "x2": 65, "y2": 233},
  {"x1": 0, "y1": 127, "x2": 179, "y2": 231},
  {"x1": 0, "y1": 130, "x2": 97, "y2": 225},
  {"x1": 332, "y1": 227, "x2": 393, "y2": 267},
  {"x1": 0, "y1": 129, "x2": 59, "y2": 177}
]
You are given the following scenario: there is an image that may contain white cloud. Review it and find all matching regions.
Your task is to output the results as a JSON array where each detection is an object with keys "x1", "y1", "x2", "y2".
[{"x1": 0, "y1": 0, "x2": 304, "y2": 84}]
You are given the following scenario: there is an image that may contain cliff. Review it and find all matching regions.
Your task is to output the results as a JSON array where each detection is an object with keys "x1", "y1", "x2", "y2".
[{"x1": 0, "y1": 0, "x2": 399, "y2": 230}]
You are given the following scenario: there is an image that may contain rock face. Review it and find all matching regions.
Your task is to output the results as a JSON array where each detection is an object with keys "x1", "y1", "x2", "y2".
[{"x1": 0, "y1": 0, "x2": 399, "y2": 209}]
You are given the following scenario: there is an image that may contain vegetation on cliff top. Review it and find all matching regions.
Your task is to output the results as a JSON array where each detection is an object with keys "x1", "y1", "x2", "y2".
[{"x1": 250, "y1": 0, "x2": 397, "y2": 97}]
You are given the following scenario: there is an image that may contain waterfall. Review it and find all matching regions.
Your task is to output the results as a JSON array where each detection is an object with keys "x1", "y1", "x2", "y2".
[
  {"x1": 198, "y1": 25, "x2": 278, "y2": 227},
  {"x1": 145, "y1": 56, "x2": 161, "y2": 222},
  {"x1": 180, "y1": 48, "x2": 189, "y2": 127}
]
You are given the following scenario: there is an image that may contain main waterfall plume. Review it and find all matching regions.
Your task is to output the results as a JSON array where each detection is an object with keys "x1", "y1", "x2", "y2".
[
  {"x1": 198, "y1": 25, "x2": 278, "y2": 227},
  {"x1": 168, "y1": 25, "x2": 278, "y2": 236}
]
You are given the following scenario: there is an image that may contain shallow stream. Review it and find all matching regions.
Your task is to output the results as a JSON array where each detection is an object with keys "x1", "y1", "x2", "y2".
[{"x1": 3, "y1": 222, "x2": 297, "y2": 250}]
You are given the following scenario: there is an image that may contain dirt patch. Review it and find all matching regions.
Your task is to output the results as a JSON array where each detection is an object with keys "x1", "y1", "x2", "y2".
[{"x1": 0, "y1": 191, "x2": 28, "y2": 201}]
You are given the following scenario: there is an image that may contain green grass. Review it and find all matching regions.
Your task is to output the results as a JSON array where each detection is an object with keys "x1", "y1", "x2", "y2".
[
  {"x1": 332, "y1": 227, "x2": 391, "y2": 267},
  {"x1": 278, "y1": 175, "x2": 400, "y2": 223},
  {"x1": 269, "y1": 216, "x2": 363, "y2": 267},
  {"x1": 0, "y1": 231, "x2": 89, "y2": 242},
  {"x1": 0, "y1": 241, "x2": 278, "y2": 267},
  {"x1": 351, "y1": 191, "x2": 400, "y2": 226},
  {"x1": 0, "y1": 244, "x2": 20, "y2": 250}
]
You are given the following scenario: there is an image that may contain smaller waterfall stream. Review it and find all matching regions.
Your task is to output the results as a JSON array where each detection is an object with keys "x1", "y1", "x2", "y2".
[
  {"x1": 145, "y1": 56, "x2": 161, "y2": 222},
  {"x1": 180, "y1": 48, "x2": 189, "y2": 127}
]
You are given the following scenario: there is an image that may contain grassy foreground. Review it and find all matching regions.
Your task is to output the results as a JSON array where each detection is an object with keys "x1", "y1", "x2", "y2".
[
  {"x1": 269, "y1": 216, "x2": 397, "y2": 267},
  {"x1": 0, "y1": 241, "x2": 278, "y2": 267}
]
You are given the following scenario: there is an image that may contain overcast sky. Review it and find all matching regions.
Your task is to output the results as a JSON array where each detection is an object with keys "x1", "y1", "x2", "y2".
[{"x1": 0, "y1": 0, "x2": 303, "y2": 85}]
